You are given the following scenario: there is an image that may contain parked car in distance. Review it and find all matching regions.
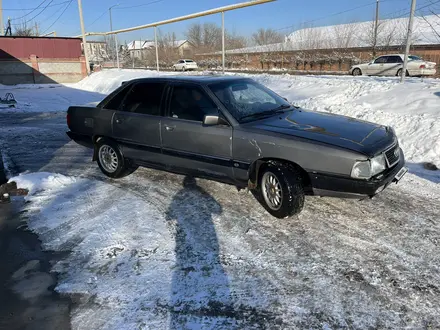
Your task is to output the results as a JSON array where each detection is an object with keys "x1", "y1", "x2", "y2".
[
  {"x1": 67, "y1": 76, "x2": 407, "y2": 218},
  {"x1": 350, "y1": 54, "x2": 437, "y2": 77},
  {"x1": 173, "y1": 59, "x2": 198, "y2": 71}
]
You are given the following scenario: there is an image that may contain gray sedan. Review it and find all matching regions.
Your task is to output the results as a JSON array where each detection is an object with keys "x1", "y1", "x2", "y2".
[{"x1": 67, "y1": 76, "x2": 407, "y2": 218}]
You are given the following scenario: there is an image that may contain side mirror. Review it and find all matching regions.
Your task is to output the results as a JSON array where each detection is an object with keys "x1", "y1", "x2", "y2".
[{"x1": 203, "y1": 115, "x2": 228, "y2": 126}]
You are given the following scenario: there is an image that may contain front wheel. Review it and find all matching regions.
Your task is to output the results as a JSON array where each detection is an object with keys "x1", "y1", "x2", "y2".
[
  {"x1": 352, "y1": 68, "x2": 362, "y2": 76},
  {"x1": 255, "y1": 163, "x2": 305, "y2": 218},
  {"x1": 182, "y1": 66, "x2": 186, "y2": 72},
  {"x1": 96, "y1": 139, "x2": 137, "y2": 178}
]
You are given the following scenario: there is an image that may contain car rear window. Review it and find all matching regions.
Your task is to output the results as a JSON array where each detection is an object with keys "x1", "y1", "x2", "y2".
[{"x1": 185, "y1": 60, "x2": 194, "y2": 63}]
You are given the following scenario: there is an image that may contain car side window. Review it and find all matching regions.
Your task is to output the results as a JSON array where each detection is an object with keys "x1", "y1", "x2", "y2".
[
  {"x1": 121, "y1": 82, "x2": 165, "y2": 115},
  {"x1": 104, "y1": 84, "x2": 132, "y2": 110},
  {"x1": 179, "y1": 60, "x2": 184, "y2": 64},
  {"x1": 169, "y1": 85, "x2": 217, "y2": 122},
  {"x1": 386, "y1": 56, "x2": 401, "y2": 63},
  {"x1": 374, "y1": 56, "x2": 388, "y2": 64}
]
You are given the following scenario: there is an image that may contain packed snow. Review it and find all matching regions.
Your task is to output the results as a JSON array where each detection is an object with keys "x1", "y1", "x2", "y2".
[{"x1": 1, "y1": 69, "x2": 440, "y2": 329}]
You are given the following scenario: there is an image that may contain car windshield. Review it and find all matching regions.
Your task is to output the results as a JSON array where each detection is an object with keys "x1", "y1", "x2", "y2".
[
  {"x1": 209, "y1": 80, "x2": 291, "y2": 122},
  {"x1": 409, "y1": 55, "x2": 422, "y2": 61}
]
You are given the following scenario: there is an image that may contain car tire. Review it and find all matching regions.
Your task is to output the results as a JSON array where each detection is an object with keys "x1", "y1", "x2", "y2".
[
  {"x1": 255, "y1": 162, "x2": 305, "y2": 218},
  {"x1": 352, "y1": 68, "x2": 362, "y2": 76},
  {"x1": 182, "y1": 66, "x2": 186, "y2": 72},
  {"x1": 397, "y1": 69, "x2": 409, "y2": 77},
  {"x1": 96, "y1": 139, "x2": 137, "y2": 178}
]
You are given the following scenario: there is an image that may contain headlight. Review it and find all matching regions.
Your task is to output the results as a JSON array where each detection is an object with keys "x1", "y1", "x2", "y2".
[
  {"x1": 351, "y1": 160, "x2": 371, "y2": 179},
  {"x1": 351, "y1": 155, "x2": 387, "y2": 180},
  {"x1": 370, "y1": 154, "x2": 386, "y2": 176}
]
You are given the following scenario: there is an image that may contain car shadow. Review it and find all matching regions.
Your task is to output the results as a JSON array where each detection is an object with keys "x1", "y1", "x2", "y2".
[
  {"x1": 435, "y1": 91, "x2": 440, "y2": 98},
  {"x1": 165, "y1": 176, "x2": 236, "y2": 328},
  {"x1": 407, "y1": 163, "x2": 440, "y2": 184}
]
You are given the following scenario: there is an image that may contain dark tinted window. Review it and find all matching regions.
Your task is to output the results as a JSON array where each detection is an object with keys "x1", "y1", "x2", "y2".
[
  {"x1": 374, "y1": 56, "x2": 388, "y2": 64},
  {"x1": 104, "y1": 84, "x2": 132, "y2": 110},
  {"x1": 121, "y1": 83, "x2": 165, "y2": 115},
  {"x1": 169, "y1": 86, "x2": 217, "y2": 122},
  {"x1": 185, "y1": 60, "x2": 194, "y2": 63},
  {"x1": 387, "y1": 56, "x2": 403, "y2": 63}
]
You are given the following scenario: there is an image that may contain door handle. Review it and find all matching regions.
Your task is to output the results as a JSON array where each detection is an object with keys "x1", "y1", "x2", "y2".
[
  {"x1": 165, "y1": 125, "x2": 175, "y2": 131},
  {"x1": 115, "y1": 118, "x2": 123, "y2": 124}
]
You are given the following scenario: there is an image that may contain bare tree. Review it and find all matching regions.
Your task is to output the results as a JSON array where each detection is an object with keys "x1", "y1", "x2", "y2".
[
  {"x1": 185, "y1": 22, "x2": 247, "y2": 53},
  {"x1": 252, "y1": 28, "x2": 284, "y2": 46},
  {"x1": 331, "y1": 22, "x2": 358, "y2": 49},
  {"x1": 14, "y1": 22, "x2": 36, "y2": 36},
  {"x1": 419, "y1": 1, "x2": 440, "y2": 42}
]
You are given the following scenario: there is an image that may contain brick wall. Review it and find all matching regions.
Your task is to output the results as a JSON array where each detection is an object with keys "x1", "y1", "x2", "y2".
[{"x1": 195, "y1": 44, "x2": 440, "y2": 76}]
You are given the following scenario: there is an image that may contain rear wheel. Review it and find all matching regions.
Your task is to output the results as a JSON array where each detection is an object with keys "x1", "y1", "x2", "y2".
[
  {"x1": 182, "y1": 66, "x2": 186, "y2": 72},
  {"x1": 397, "y1": 69, "x2": 409, "y2": 77},
  {"x1": 255, "y1": 162, "x2": 305, "y2": 218},
  {"x1": 96, "y1": 139, "x2": 137, "y2": 178},
  {"x1": 352, "y1": 68, "x2": 362, "y2": 76}
]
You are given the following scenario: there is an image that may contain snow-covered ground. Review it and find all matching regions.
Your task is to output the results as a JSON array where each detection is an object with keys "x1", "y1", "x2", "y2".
[{"x1": 1, "y1": 70, "x2": 440, "y2": 329}]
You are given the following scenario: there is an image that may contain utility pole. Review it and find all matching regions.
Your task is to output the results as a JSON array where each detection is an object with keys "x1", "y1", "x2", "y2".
[
  {"x1": 77, "y1": 0, "x2": 90, "y2": 75},
  {"x1": 401, "y1": 0, "x2": 417, "y2": 83},
  {"x1": 373, "y1": 0, "x2": 380, "y2": 57},
  {"x1": 109, "y1": 5, "x2": 120, "y2": 68},
  {"x1": 0, "y1": 0, "x2": 4, "y2": 36},
  {"x1": 154, "y1": 26, "x2": 159, "y2": 71},
  {"x1": 221, "y1": 11, "x2": 225, "y2": 73}
]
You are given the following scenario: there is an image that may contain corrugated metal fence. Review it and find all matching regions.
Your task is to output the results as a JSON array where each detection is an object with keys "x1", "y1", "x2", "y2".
[{"x1": 0, "y1": 36, "x2": 82, "y2": 59}]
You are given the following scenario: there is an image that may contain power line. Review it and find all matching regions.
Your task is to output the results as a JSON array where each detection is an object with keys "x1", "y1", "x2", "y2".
[
  {"x1": 274, "y1": 0, "x2": 412, "y2": 32},
  {"x1": 11, "y1": 0, "x2": 55, "y2": 25},
  {"x1": 41, "y1": 0, "x2": 73, "y2": 35},
  {"x1": 88, "y1": 10, "x2": 108, "y2": 28},
  {"x1": 114, "y1": 0, "x2": 164, "y2": 10},
  {"x1": 10, "y1": 0, "x2": 48, "y2": 21},
  {"x1": 382, "y1": 0, "x2": 440, "y2": 19},
  {"x1": 2, "y1": 0, "x2": 70, "y2": 11}
]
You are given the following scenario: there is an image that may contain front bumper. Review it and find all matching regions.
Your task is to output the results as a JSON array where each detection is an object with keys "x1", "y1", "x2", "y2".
[{"x1": 310, "y1": 149, "x2": 407, "y2": 199}]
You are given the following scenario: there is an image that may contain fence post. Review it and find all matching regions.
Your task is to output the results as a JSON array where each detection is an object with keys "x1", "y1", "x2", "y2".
[{"x1": 30, "y1": 54, "x2": 39, "y2": 84}]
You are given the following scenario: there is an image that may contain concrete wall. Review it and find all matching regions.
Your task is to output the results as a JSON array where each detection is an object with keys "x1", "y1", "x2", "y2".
[{"x1": 0, "y1": 55, "x2": 87, "y2": 85}]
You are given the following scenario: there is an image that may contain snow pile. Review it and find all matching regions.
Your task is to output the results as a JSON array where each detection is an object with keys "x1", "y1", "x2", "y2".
[{"x1": 10, "y1": 172, "x2": 77, "y2": 195}]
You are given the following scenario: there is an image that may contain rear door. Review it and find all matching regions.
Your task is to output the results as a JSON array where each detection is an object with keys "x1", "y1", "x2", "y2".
[
  {"x1": 384, "y1": 55, "x2": 403, "y2": 75},
  {"x1": 112, "y1": 82, "x2": 165, "y2": 164},
  {"x1": 161, "y1": 83, "x2": 233, "y2": 179}
]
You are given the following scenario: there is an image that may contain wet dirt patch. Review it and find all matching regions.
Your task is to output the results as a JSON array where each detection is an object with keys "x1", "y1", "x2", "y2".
[{"x1": 0, "y1": 199, "x2": 72, "y2": 330}]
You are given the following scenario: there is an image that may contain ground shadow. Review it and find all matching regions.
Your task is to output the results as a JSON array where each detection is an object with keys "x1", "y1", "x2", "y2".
[
  {"x1": 407, "y1": 163, "x2": 440, "y2": 184},
  {"x1": 435, "y1": 91, "x2": 440, "y2": 98},
  {"x1": 165, "y1": 176, "x2": 235, "y2": 328}
]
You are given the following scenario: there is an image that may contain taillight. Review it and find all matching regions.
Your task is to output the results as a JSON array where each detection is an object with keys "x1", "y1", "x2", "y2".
[
  {"x1": 67, "y1": 113, "x2": 71, "y2": 128},
  {"x1": 420, "y1": 64, "x2": 426, "y2": 69}
]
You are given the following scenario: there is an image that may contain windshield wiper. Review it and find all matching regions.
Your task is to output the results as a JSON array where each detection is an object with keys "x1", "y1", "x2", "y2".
[{"x1": 240, "y1": 104, "x2": 291, "y2": 121}]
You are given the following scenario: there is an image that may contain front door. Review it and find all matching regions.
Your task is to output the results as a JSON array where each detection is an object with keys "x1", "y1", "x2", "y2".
[
  {"x1": 367, "y1": 56, "x2": 388, "y2": 75},
  {"x1": 161, "y1": 84, "x2": 233, "y2": 179},
  {"x1": 112, "y1": 82, "x2": 165, "y2": 164}
]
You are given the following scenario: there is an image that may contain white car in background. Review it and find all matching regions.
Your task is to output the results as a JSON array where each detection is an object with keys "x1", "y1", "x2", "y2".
[
  {"x1": 172, "y1": 59, "x2": 198, "y2": 71},
  {"x1": 350, "y1": 54, "x2": 437, "y2": 77}
]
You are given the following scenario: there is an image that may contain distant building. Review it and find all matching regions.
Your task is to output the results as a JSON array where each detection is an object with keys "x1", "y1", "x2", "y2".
[
  {"x1": 81, "y1": 40, "x2": 108, "y2": 63},
  {"x1": 126, "y1": 39, "x2": 194, "y2": 59}
]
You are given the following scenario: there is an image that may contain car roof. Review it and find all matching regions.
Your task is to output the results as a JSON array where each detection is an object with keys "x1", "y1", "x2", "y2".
[{"x1": 125, "y1": 75, "x2": 252, "y2": 85}]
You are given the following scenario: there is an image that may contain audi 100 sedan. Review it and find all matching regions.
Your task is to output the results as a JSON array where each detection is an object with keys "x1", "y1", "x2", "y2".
[{"x1": 67, "y1": 76, "x2": 407, "y2": 218}]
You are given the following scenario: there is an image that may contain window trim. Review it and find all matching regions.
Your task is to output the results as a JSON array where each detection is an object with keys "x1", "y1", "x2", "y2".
[{"x1": 117, "y1": 81, "x2": 167, "y2": 116}]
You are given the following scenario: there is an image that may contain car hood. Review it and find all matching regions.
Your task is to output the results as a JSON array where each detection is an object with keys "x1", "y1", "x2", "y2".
[{"x1": 246, "y1": 109, "x2": 396, "y2": 156}]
